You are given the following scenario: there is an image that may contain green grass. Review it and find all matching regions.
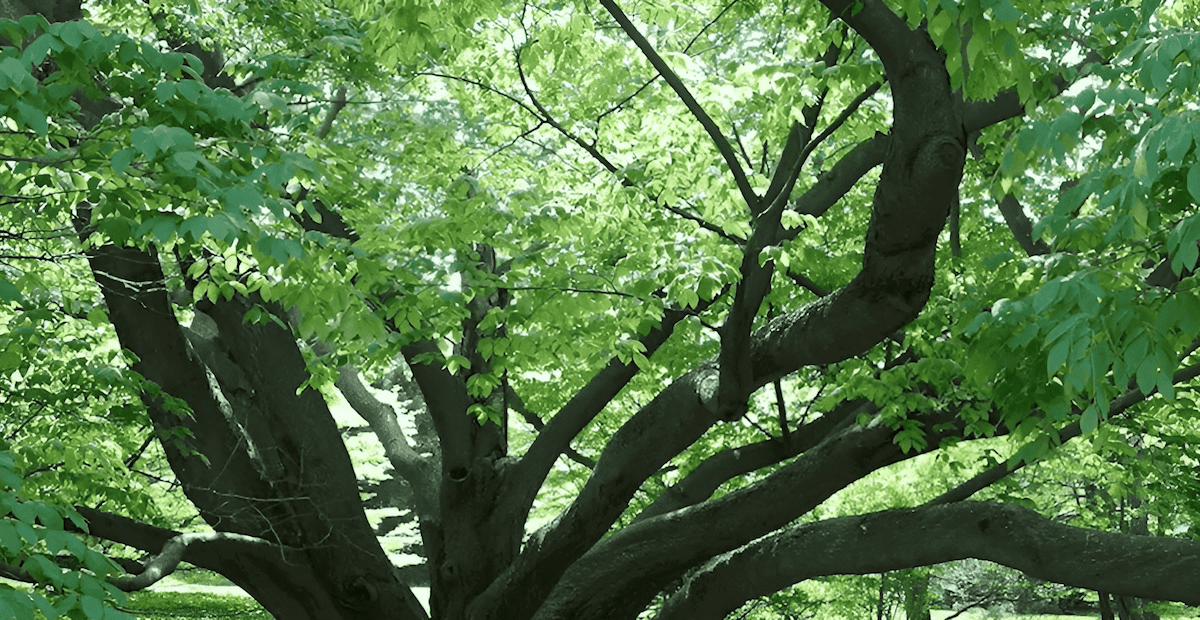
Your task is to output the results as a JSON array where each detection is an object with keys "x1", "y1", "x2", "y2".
[{"x1": 118, "y1": 591, "x2": 271, "y2": 619}]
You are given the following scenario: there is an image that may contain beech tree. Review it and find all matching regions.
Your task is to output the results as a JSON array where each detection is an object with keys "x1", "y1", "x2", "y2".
[{"x1": 1, "y1": 0, "x2": 1199, "y2": 618}]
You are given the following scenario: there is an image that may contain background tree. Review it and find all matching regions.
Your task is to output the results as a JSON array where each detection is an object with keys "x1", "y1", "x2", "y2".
[{"x1": 1, "y1": 0, "x2": 1199, "y2": 618}]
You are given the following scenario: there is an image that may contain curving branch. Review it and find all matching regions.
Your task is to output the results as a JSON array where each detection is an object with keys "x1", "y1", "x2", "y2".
[
  {"x1": 655, "y1": 501, "x2": 1200, "y2": 619},
  {"x1": 111, "y1": 532, "x2": 278, "y2": 591},
  {"x1": 333, "y1": 362, "x2": 439, "y2": 521},
  {"x1": 501, "y1": 297, "x2": 726, "y2": 543},
  {"x1": 533, "y1": 405, "x2": 975, "y2": 620}
]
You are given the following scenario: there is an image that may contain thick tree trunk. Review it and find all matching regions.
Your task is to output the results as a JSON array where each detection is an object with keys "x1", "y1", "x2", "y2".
[{"x1": 72, "y1": 230, "x2": 428, "y2": 619}]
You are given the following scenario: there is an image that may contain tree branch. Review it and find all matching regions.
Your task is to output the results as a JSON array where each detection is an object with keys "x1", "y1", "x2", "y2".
[
  {"x1": 333, "y1": 361, "x2": 438, "y2": 521},
  {"x1": 656, "y1": 501, "x2": 1200, "y2": 619},
  {"x1": 315, "y1": 84, "x2": 349, "y2": 140},
  {"x1": 533, "y1": 406, "x2": 973, "y2": 620},
  {"x1": 995, "y1": 193, "x2": 1051, "y2": 257},
  {"x1": 600, "y1": 0, "x2": 759, "y2": 211},
  {"x1": 630, "y1": 399, "x2": 869, "y2": 523},
  {"x1": 662, "y1": 203, "x2": 745, "y2": 245},
  {"x1": 930, "y1": 359, "x2": 1200, "y2": 505},
  {"x1": 515, "y1": 46, "x2": 621, "y2": 174},
  {"x1": 111, "y1": 532, "x2": 278, "y2": 591}
]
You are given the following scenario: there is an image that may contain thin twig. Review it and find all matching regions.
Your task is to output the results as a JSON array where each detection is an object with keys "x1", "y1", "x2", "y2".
[
  {"x1": 515, "y1": 45, "x2": 621, "y2": 173},
  {"x1": 600, "y1": 0, "x2": 759, "y2": 211},
  {"x1": 663, "y1": 204, "x2": 745, "y2": 245}
]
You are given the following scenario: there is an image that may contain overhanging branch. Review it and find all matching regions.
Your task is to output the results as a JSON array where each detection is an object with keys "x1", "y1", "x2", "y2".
[{"x1": 656, "y1": 501, "x2": 1200, "y2": 619}]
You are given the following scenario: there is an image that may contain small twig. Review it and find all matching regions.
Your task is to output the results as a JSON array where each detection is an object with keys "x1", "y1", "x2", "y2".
[
  {"x1": 515, "y1": 45, "x2": 621, "y2": 173},
  {"x1": 774, "y1": 379, "x2": 789, "y2": 441},
  {"x1": 663, "y1": 204, "x2": 745, "y2": 245}
]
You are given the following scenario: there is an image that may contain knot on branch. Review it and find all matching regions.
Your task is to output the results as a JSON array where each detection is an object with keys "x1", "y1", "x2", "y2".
[
  {"x1": 911, "y1": 135, "x2": 966, "y2": 187},
  {"x1": 696, "y1": 366, "x2": 721, "y2": 417}
]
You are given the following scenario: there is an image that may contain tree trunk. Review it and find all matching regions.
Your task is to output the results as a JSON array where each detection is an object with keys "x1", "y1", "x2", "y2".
[
  {"x1": 877, "y1": 572, "x2": 887, "y2": 620},
  {"x1": 901, "y1": 570, "x2": 931, "y2": 620},
  {"x1": 1100, "y1": 591, "x2": 1116, "y2": 620}
]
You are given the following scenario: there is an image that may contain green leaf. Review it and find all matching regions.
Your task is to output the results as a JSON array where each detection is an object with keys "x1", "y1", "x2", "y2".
[
  {"x1": 0, "y1": 277, "x2": 23, "y2": 303},
  {"x1": 0, "y1": 521, "x2": 20, "y2": 553},
  {"x1": 153, "y1": 125, "x2": 195, "y2": 153},
  {"x1": 131, "y1": 127, "x2": 159, "y2": 160},
  {"x1": 1135, "y1": 354, "x2": 1158, "y2": 395},
  {"x1": 446, "y1": 355, "x2": 470, "y2": 373},
  {"x1": 81, "y1": 593, "x2": 104, "y2": 619},
  {"x1": 0, "y1": 466, "x2": 21, "y2": 492},
  {"x1": 0, "y1": 57, "x2": 35, "y2": 93},
  {"x1": 111, "y1": 148, "x2": 135, "y2": 175},
  {"x1": 21, "y1": 33, "x2": 51, "y2": 65},
  {"x1": 1187, "y1": 163, "x2": 1200, "y2": 204},
  {"x1": 1046, "y1": 336, "x2": 1070, "y2": 376},
  {"x1": 155, "y1": 81, "x2": 177, "y2": 103},
  {"x1": 1081, "y1": 405, "x2": 1099, "y2": 434},
  {"x1": 15, "y1": 101, "x2": 47, "y2": 136},
  {"x1": 1033, "y1": 278, "x2": 1063, "y2": 313},
  {"x1": 223, "y1": 185, "x2": 263, "y2": 212}
]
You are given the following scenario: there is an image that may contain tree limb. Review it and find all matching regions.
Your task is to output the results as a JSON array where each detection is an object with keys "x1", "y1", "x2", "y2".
[
  {"x1": 630, "y1": 399, "x2": 869, "y2": 523},
  {"x1": 656, "y1": 501, "x2": 1200, "y2": 619},
  {"x1": 996, "y1": 193, "x2": 1051, "y2": 257},
  {"x1": 533, "y1": 406, "x2": 974, "y2": 620},
  {"x1": 316, "y1": 84, "x2": 349, "y2": 140},
  {"x1": 931, "y1": 359, "x2": 1200, "y2": 505}
]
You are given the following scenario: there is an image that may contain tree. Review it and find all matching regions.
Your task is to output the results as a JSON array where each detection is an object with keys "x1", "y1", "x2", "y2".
[{"x1": 1, "y1": 0, "x2": 1199, "y2": 618}]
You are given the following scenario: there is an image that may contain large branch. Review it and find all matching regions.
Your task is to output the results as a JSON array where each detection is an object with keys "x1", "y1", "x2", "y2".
[
  {"x1": 73, "y1": 214, "x2": 275, "y2": 535},
  {"x1": 468, "y1": 362, "x2": 727, "y2": 620},
  {"x1": 532, "y1": 407, "x2": 973, "y2": 620},
  {"x1": 67, "y1": 505, "x2": 416, "y2": 618},
  {"x1": 499, "y1": 305, "x2": 709, "y2": 553},
  {"x1": 401, "y1": 339, "x2": 475, "y2": 474},
  {"x1": 67, "y1": 505, "x2": 302, "y2": 588},
  {"x1": 996, "y1": 193, "x2": 1051, "y2": 257},
  {"x1": 630, "y1": 398, "x2": 870, "y2": 523},
  {"x1": 474, "y1": 1, "x2": 967, "y2": 614},
  {"x1": 962, "y1": 50, "x2": 1106, "y2": 135},
  {"x1": 656, "y1": 501, "x2": 1200, "y2": 619}
]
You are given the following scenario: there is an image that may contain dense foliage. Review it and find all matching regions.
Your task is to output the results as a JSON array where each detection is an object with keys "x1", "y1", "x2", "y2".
[{"x1": 1, "y1": 0, "x2": 1199, "y2": 618}]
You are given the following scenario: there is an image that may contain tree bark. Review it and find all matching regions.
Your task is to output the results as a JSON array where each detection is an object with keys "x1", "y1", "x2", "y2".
[{"x1": 71, "y1": 226, "x2": 427, "y2": 618}]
